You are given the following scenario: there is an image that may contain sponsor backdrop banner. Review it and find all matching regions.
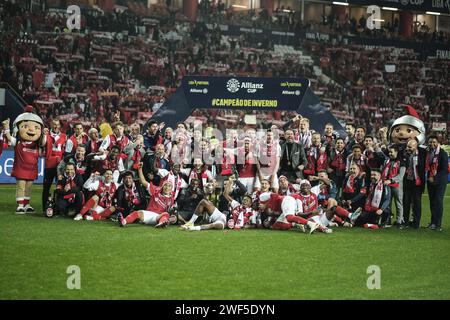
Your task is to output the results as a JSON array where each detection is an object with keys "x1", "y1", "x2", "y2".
[
  {"x1": 181, "y1": 76, "x2": 309, "y2": 111},
  {"x1": 149, "y1": 76, "x2": 345, "y2": 137},
  {"x1": 0, "y1": 150, "x2": 45, "y2": 184}
]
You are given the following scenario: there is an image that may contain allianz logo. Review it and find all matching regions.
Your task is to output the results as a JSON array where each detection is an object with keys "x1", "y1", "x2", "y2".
[
  {"x1": 190, "y1": 88, "x2": 208, "y2": 94},
  {"x1": 282, "y1": 90, "x2": 301, "y2": 95},
  {"x1": 242, "y1": 82, "x2": 264, "y2": 93}
]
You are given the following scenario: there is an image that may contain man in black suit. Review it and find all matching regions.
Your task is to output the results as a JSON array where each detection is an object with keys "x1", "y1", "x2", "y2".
[
  {"x1": 424, "y1": 135, "x2": 449, "y2": 231},
  {"x1": 403, "y1": 139, "x2": 426, "y2": 228},
  {"x1": 278, "y1": 129, "x2": 307, "y2": 182}
]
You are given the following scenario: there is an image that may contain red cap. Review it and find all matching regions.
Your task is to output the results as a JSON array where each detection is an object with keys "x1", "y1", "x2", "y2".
[
  {"x1": 404, "y1": 105, "x2": 420, "y2": 119},
  {"x1": 24, "y1": 105, "x2": 34, "y2": 113}
]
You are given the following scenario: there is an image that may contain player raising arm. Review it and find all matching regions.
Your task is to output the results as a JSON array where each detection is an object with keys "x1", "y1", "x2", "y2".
[{"x1": 117, "y1": 163, "x2": 172, "y2": 228}]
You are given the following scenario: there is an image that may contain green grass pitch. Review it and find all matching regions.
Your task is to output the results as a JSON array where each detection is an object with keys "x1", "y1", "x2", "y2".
[{"x1": 1, "y1": 184, "x2": 449, "y2": 299}]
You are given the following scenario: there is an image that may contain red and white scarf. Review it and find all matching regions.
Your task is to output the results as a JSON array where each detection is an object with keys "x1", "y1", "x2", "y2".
[
  {"x1": 97, "y1": 181, "x2": 117, "y2": 208},
  {"x1": 125, "y1": 184, "x2": 140, "y2": 206},
  {"x1": 381, "y1": 159, "x2": 400, "y2": 187},
  {"x1": 425, "y1": 146, "x2": 440, "y2": 178},
  {"x1": 407, "y1": 153, "x2": 421, "y2": 186},
  {"x1": 343, "y1": 174, "x2": 356, "y2": 194},
  {"x1": 189, "y1": 168, "x2": 208, "y2": 187},
  {"x1": 161, "y1": 171, "x2": 183, "y2": 199},
  {"x1": 331, "y1": 149, "x2": 346, "y2": 171},
  {"x1": 305, "y1": 145, "x2": 320, "y2": 174},
  {"x1": 316, "y1": 152, "x2": 328, "y2": 171},
  {"x1": 365, "y1": 180, "x2": 384, "y2": 212},
  {"x1": 131, "y1": 147, "x2": 142, "y2": 170},
  {"x1": 299, "y1": 130, "x2": 312, "y2": 148}
]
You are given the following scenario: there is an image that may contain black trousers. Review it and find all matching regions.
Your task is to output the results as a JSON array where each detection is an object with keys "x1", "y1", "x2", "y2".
[
  {"x1": 403, "y1": 180, "x2": 423, "y2": 228},
  {"x1": 56, "y1": 191, "x2": 83, "y2": 216},
  {"x1": 42, "y1": 167, "x2": 57, "y2": 208},
  {"x1": 355, "y1": 210, "x2": 389, "y2": 227},
  {"x1": 331, "y1": 173, "x2": 345, "y2": 200},
  {"x1": 428, "y1": 182, "x2": 447, "y2": 227}
]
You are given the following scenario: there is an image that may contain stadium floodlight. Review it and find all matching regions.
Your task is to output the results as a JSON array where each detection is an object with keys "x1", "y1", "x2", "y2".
[
  {"x1": 231, "y1": 5, "x2": 247, "y2": 9},
  {"x1": 332, "y1": 1, "x2": 349, "y2": 6},
  {"x1": 382, "y1": 7, "x2": 398, "y2": 11},
  {"x1": 426, "y1": 11, "x2": 441, "y2": 15}
]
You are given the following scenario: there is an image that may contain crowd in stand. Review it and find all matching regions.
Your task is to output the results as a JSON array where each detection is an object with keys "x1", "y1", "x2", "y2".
[{"x1": 1, "y1": 0, "x2": 448, "y2": 142}]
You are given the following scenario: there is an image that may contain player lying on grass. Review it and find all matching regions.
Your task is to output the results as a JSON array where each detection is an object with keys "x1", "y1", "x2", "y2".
[
  {"x1": 179, "y1": 197, "x2": 228, "y2": 231},
  {"x1": 117, "y1": 163, "x2": 173, "y2": 228},
  {"x1": 73, "y1": 169, "x2": 117, "y2": 221},
  {"x1": 222, "y1": 177, "x2": 260, "y2": 229},
  {"x1": 257, "y1": 192, "x2": 321, "y2": 234},
  {"x1": 296, "y1": 180, "x2": 362, "y2": 230}
]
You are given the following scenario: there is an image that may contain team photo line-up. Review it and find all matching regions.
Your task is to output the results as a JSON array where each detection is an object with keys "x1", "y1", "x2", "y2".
[{"x1": 1, "y1": 104, "x2": 448, "y2": 233}]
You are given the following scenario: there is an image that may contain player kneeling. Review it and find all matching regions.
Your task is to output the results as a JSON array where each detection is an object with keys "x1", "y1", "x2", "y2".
[
  {"x1": 117, "y1": 163, "x2": 173, "y2": 228},
  {"x1": 74, "y1": 170, "x2": 117, "y2": 221}
]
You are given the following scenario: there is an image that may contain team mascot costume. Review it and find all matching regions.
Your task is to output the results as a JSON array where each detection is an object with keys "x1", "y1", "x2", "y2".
[
  {"x1": 389, "y1": 105, "x2": 426, "y2": 146},
  {"x1": 2, "y1": 106, "x2": 46, "y2": 214}
]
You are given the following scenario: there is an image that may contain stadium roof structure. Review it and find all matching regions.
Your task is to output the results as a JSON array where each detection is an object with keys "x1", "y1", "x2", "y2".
[{"x1": 148, "y1": 76, "x2": 345, "y2": 136}]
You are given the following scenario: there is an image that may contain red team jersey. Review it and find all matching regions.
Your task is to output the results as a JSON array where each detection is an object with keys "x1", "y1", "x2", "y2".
[
  {"x1": 261, "y1": 193, "x2": 285, "y2": 214},
  {"x1": 146, "y1": 183, "x2": 175, "y2": 214},
  {"x1": 45, "y1": 131, "x2": 67, "y2": 169},
  {"x1": 97, "y1": 180, "x2": 117, "y2": 208},
  {"x1": 296, "y1": 193, "x2": 319, "y2": 216},
  {"x1": 12, "y1": 140, "x2": 40, "y2": 180},
  {"x1": 237, "y1": 148, "x2": 257, "y2": 178}
]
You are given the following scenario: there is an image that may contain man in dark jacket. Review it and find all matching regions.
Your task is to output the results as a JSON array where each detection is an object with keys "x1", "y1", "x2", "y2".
[
  {"x1": 177, "y1": 178, "x2": 204, "y2": 223},
  {"x1": 424, "y1": 135, "x2": 448, "y2": 231},
  {"x1": 55, "y1": 163, "x2": 84, "y2": 216},
  {"x1": 115, "y1": 171, "x2": 148, "y2": 217},
  {"x1": 403, "y1": 139, "x2": 426, "y2": 229},
  {"x1": 218, "y1": 175, "x2": 247, "y2": 212},
  {"x1": 278, "y1": 129, "x2": 307, "y2": 181},
  {"x1": 354, "y1": 168, "x2": 391, "y2": 228}
]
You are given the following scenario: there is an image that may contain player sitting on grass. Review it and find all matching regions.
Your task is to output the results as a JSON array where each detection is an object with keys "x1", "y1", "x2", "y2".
[
  {"x1": 296, "y1": 180, "x2": 362, "y2": 231},
  {"x1": 117, "y1": 163, "x2": 172, "y2": 228},
  {"x1": 222, "y1": 178, "x2": 260, "y2": 229},
  {"x1": 55, "y1": 163, "x2": 84, "y2": 217},
  {"x1": 179, "y1": 197, "x2": 228, "y2": 231},
  {"x1": 74, "y1": 169, "x2": 117, "y2": 221},
  {"x1": 258, "y1": 192, "x2": 320, "y2": 234},
  {"x1": 353, "y1": 168, "x2": 391, "y2": 229}
]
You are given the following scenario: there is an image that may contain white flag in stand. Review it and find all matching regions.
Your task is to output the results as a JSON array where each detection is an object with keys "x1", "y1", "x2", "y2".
[
  {"x1": 385, "y1": 64, "x2": 396, "y2": 73},
  {"x1": 44, "y1": 72, "x2": 56, "y2": 88}
]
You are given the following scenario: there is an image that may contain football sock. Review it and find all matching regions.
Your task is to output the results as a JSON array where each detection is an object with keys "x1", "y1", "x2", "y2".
[
  {"x1": 272, "y1": 221, "x2": 292, "y2": 230},
  {"x1": 125, "y1": 211, "x2": 140, "y2": 224},
  {"x1": 335, "y1": 206, "x2": 350, "y2": 218},
  {"x1": 98, "y1": 208, "x2": 114, "y2": 219},
  {"x1": 158, "y1": 213, "x2": 170, "y2": 224},
  {"x1": 363, "y1": 223, "x2": 380, "y2": 229},
  {"x1": 333, "y1": 216, "x2": 344, "y2": 224},
  {"x1": 80, "y1": 198, "x2": 96, "y2": 216},
  {"x1": 286, "y1": 215, "x2": 308, "y2": 225},
  {"x1": 189, "y1": 213, "x2": 198, "y2": 224}
]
